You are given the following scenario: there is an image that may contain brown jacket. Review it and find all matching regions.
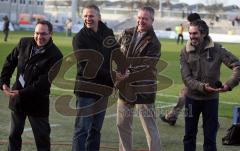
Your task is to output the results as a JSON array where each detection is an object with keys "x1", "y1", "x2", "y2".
[
  {"x1": 117, "y1": 26, "x2": 161, "y2": 104},
  {"x1": 180, "y1": 36, "x2": 240, "y2": 100}
]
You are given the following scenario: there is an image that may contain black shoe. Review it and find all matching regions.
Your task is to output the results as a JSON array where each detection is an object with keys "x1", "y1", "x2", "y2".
[{"x1": 160, "y1": 114, "x2": 176, "y2": 126}]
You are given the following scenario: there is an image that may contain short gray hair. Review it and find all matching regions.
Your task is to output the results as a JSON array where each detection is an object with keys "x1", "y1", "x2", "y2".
[
  {"x1": 139, "y1": 6, "x2": 155, "y2": 20},
  {"x1": 83, "y1": 4, "x2": 101, "y2": 16}
]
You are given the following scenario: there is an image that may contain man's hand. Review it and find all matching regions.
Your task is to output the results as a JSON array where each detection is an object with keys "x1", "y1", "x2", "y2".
[
  {"x1": 9, "y1": 90, "x2": 19, "y2": 97},
  {"x1": 204, "y1": 83, "x2": 219, "y2": 93},
  {"x1": 115, "y1": 71, "x2": 129, "y2": 82},
  {"x1": 204, "y1": 83, "x2": 230, "y2": 93},
  {"x1": 218, "y1": 84, "x2": 230, "y2": 93},
  {"x1": 2, "y1": 84, "x2": 11, "y2": 96},
  {"x1": 2, "y1": 84, "x2": 10, "y2": 91},
  {"x1": 2, "y1": 84, "x2": 19, "y2": 97}
]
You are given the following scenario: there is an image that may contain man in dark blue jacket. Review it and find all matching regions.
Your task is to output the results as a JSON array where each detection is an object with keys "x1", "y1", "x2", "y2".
[
  {"x1": 0, "y1": 20, "x2": 63, "y2": 151},
  {"x1": 72, "y1": 4, "x2": 126, "y2": 151}
]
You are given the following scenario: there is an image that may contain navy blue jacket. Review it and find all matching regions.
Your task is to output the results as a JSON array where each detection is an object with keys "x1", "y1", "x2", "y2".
[{"x1": 72, "y1": 21, "x2": 126, "y2": 98}]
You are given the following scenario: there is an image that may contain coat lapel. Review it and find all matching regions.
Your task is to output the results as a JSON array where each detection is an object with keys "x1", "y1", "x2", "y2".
[
  {"x1": 126, "y1": 27, "x2": 137, "y2": 57},
  {"x1": 133, "y1": 35, "x2": 151, "y2": 56},
  {"x1": 126, "y1": 27, "x2": 153, "y2": 57}
]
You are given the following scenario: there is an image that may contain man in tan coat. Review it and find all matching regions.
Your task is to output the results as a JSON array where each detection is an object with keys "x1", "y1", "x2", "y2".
[{"x1": 117, "y1": 6, "x2": 161, "y2": 151}]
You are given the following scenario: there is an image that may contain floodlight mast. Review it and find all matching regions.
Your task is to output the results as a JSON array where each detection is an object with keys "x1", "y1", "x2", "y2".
[
  {"x1": 159, "y1": 0, "x2": 163, "y2": 17},
  {"x1": 71, "y1": 0, "x2": 78, "y2": 24}
]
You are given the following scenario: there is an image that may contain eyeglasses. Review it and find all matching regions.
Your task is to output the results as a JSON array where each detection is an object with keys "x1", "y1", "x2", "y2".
[{"x1": 34, "y1": 32, "x2": 49, "y2": 36}]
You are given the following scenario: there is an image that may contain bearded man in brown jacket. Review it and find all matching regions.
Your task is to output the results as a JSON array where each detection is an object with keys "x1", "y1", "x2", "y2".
[{"x1": 181, "y1": 19, "x2": 240, "y2": 151}]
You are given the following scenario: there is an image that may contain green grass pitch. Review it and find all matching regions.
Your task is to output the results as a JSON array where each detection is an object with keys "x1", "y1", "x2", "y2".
[{"x1": 0, "y1": 31, "x2": 240, "y2": 150}]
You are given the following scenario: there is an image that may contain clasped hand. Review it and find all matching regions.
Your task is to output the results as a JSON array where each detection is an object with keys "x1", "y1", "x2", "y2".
[
  {"x1": 2, "y1": 84, "x2": 19, "y2": 97},
  {"x1": 115, "y1": 71, "x2": 129, "y2": 82},
  {"x1": 204, "y1": 83, "x2": 230, "y2": 93}
]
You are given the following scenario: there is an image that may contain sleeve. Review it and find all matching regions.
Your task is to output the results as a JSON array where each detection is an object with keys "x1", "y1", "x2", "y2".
[
  {"x1": 180, "y1": 48, "x2": 205, "y2": 92},
  {"x1": 144, "y1": 39, "x2": 161, "y2": 62},
  {"x1": 0, "y1": 41, "x2": 20, "y2": 90},
  {"x1": 72, "y1": 33, "x2": 85, "y2": 72},
  {"x1": 95, "y1": 30, "x2": 126, "y2": 81},
  {"x1": 72, "y1": 33, "x2": 84, "y2": 51},
  {"x1": 117, "y1": 30, "x2": 124, "y2": 45},
  {"x1": 220, "y1": 47, "x2": 240, "y2": 89},
  {"x1": 112, "y1": 30, "x2": 127, "y2": 74},
  {"x1": 131, "y1": 38, "x2": 161, "y2": 69}
]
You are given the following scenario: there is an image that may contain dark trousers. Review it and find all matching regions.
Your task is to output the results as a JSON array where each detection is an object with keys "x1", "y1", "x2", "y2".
[
  {"x1": 66, "y1": 29, "x2": 71, "y2": 37},
  {"x1": 177, "y1": 34, "x2": 183, "y2": 44},
  {"x1": 72, "y1": 96, "x2": 108, "y2": 151},
  {"x1": 184, "y1": 97, "x2": 218, "y2": 151},
  {"x1": 8, "y1": 111, "x2": 51, "y2": 151},
  {"x1": 3, "y1": 30, "x2": 9, "y2": 41}
]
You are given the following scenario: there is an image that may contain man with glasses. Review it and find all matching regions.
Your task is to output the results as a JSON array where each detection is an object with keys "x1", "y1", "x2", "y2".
[{"x1": 0, "y1": 20, "x2": 63, "y2": 151}]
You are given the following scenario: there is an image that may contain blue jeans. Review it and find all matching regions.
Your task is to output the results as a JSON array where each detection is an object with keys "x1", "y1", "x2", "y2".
[
  {"x1": 72, "y1": 96, "x2": 108, "y2": 151},
  {"x1": 184, "y1": 97, "x2": 218, "y2": 151}
]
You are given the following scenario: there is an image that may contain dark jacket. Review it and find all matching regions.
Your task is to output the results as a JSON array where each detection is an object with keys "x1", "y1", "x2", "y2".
[
  {"x1": 3, "y1": 19, "x2": 9, "y2": 32},
  {"x1": 118, "y1": 27, "x2": 161, "y2": 104},
  {"x1": 0, "y1": 37, "x2": 63, "y2": 117},
  {"x1": 180, "y1": 36, "x2": 240, "y2": 100},
  {"x1": 72, "y1": 21, "x2": 126, "y2": 98}
]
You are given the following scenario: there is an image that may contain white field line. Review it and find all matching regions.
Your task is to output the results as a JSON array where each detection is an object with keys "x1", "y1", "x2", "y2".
[
  {"x1": 221, "y1": 101, "x2": 239, "y2": 105},
  {"x1": 105, "y1": 113, "x2": 117, "y2": 118},
  {"x1": 157, "y1": 93, "x2": 178, "y2": 98},
  {"x1": 157, "y1": 93, "x2": 239, "y2": 105},
  {"x1": 10, "y1": 74, "x2": 240, "y2": 106},
  {"x1": 52, "y1": 87, "x2": 239, "y2": 105},
  {"x1": 10, "y1": 64, "x2": 240, "y2": 106},
  {"x1": 51, "y1": 86, "x2": 74, "y2": 92},
  {"x1": 157, "y1": 104, "x2": 176, "y2": 109},
  {"x1": 104, "y1": 93, "x2": 239, "y2": 119},
  {"x1": 24, "y1": 124, "x2": 60, "y2": 132}
]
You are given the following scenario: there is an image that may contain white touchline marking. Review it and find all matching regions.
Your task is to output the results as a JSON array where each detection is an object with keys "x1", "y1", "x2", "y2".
[
  {"x1": 157, "y1": 93, "x2": 239, "y2": 105},
  {"x1": 24, "y1": 124, "x2": 60, "y2": 132}
]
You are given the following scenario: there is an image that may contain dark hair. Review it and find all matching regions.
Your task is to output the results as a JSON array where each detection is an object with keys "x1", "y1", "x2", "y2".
[
  {"x1": 187, "y1": 13, "x2": 201, "y2": 22},
  {"x1": 36, "y1": 20, "x2": 53, "y2": 33},
  {"x1": 83, "y1": 4, "x2": 100, "y2": 16},
  {"x1": 190, "y1": 19, "x2": 209, "y2": 38},
  {"x1": 3, "y1": 15, "x2": 8, "y2": 20},
  {"x1": 139, "y1": 6, "x2": 155, "y2": 21}
]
